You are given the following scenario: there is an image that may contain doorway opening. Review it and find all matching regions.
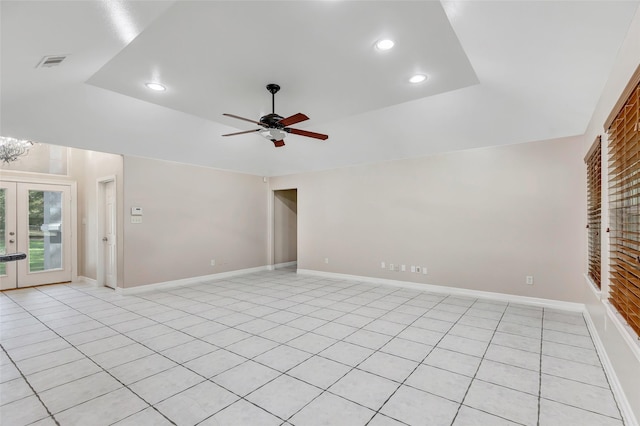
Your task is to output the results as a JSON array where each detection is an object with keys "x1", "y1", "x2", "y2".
[
  {"x1": 273, "y1": 189, "x2": 297, "y2": 270},
  {"x1": 97, "y1": 177, "x2": 117, "y2": 289}
]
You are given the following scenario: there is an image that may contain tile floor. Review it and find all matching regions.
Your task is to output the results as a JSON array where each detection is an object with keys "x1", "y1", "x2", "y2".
[{"x1": 0, "y1": 269, "x2": 626, "y2": 426}]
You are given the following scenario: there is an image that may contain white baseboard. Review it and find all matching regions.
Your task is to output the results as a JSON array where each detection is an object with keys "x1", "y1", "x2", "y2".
[
  {"x1": 77, "y1": 276, "x2": 98, "y2": 286},
  {"x1": 297, "y1": 269, "x2": 584, "y2": 312},
  {"x1": 267, "y1": 261, "x2": 297, "y2": 271},
  {"x1": 584, "y1": 309, "x2": 639, "y2": 426},
  {"x1": 115, "y1": 265, "x2": 270, "y2": 295},
  {"x1": 602, "y1": 300, "x2": 640, "y2": 364}
]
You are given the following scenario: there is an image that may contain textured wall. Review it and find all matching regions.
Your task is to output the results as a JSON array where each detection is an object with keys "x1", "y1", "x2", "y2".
[
  {"x1": 271, "y1": 136, "x2": 584, "y2": 302},
  {"x1": 122, "y1": 156, "x2": 268, "y2": 287}
]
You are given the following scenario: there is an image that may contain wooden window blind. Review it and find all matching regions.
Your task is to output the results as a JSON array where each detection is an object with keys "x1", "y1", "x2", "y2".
[
  {"x1": 586, "y1": 136, "x2": 602, "y2": 288},
  {"x1": 608, "y1": 79, "x2": 640, "y2": 338}
]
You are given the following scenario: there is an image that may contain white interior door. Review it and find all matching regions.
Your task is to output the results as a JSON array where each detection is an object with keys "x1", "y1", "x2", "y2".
[
  {"x1": 103, "y1": 180, "x2": 117, "y2": 288},
  {"x1": 0, "y1": 181, "x2": 72, "y2": 288},
  {"x1": 0, "y1": 182, "x2": 18, "y2": 290}
]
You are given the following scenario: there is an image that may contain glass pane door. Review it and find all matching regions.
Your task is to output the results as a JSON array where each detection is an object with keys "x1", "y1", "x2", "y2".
[
  {"x1": 0, "y1": 182, "x2": 18, "y2": 290},
  {"x1": 16, "y1": 182, "x2": 71, "y2": 287},
  {"x1": 0, "y1": 188, "x2": 6, "y2": 277},
  {"x1": 28, "y1": 190, "x2": 63, "y2": 273}
]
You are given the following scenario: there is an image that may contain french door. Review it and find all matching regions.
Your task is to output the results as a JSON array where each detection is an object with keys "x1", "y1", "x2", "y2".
[{"x1": 0, "y1": 181, "x2": 72, "y2": 289}]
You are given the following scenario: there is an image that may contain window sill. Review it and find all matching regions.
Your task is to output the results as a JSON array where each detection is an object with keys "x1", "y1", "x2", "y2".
[
  {"x1": 603, "y1": 299, "x2": 640, "y2": 364},
  {"x1": 584, "y1": 273, "x2": 602, "y2": 300}
]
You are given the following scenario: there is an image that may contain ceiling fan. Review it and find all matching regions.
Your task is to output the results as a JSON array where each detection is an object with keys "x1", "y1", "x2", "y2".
[{"x1": 222, "y1": 84, "x2": 328, "y2": 148}]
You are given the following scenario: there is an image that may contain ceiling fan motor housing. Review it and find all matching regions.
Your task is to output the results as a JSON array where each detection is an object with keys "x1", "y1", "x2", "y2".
[{"x1": 260, "y1": 113, "x2": 285, "y2": 128}]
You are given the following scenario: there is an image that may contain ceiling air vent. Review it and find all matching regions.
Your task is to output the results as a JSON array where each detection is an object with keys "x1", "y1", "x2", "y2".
[{"x1": 36, "y1": 55, "x2": 67, "y2": 68}]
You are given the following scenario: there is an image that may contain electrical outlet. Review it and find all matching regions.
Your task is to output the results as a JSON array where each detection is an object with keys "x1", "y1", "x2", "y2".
[
  {"x1": 422, "y1": 267, "x2": 427, "y2": 275},
  {"x1": 210, "y1": 259, "x2": 216, "y2": 267},
  {"x1": 411, "y1": 265, "x2": 416, "y2": 273},
  {"x1": 401, "y1": 265, "x2": 406, "y2": 272},
  {"x1": 130, "y1": 216, "x2": 142, "y2": 224},
  {"x1": 416, "y1": 266, "x2": 421, "y2": 273},
  {"x1": 381, "y1": 261, "x2": 386, "y2": 269},
  {"x1": 526, "y1": 276, "x2": 534, "y2": 285},
  {"x1": 389, "y1": 263, "x2": 394, "y2": 271},
  {"x1": 324, "y1": 258, "x2": 329, "y2": 264}
]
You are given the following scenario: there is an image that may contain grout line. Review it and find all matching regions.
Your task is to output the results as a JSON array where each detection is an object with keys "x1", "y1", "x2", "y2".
[
  {"x1": 537, "y1": 308, "x2": 545, "y2": 426},
  {"x1": 538, "y1": 395, "x2": 627, "y2": 422},
  {"x1": 3, "y1": 289, "x2": 179, "y2": 426},
  {"x1": 1, "y1": 271, "x2": 623, "y2": 426},
  {"x1": 276, "y1": 288, "x2": 440, "y2": 425},
  {"x1": 13, "y1": 277, "x2": 386, "y2": 424},
  {"x1": 0, "y1": 344, "x2": 60, "y2": 426},
  {"x1": 362, "y1": 295, "x2": 486, "y2": 425},
  {"x1": 449, "y1": 301, "x2": 508, "y2": 425}
]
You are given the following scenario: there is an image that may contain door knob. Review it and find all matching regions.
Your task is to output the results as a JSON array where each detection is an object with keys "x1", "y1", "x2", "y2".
[
  {"x1": 9, "y1": 239, "x2": 15, "y2": 243},
  {"x1": 102, "y1": 237, "x2": 108, "y2": 242},
  {"x1": 9, "y1": 232, "x2": 15, "y2": 236}
]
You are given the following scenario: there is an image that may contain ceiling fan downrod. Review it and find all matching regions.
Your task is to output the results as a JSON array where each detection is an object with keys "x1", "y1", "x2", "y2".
[{"x1": 266, "y1": 83, "x2": 280, "y2": 114}]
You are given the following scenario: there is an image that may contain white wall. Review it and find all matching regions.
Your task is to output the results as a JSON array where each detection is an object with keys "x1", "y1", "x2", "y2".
[
  {"x1": 271, "y1": 135, "x2": 584, "y2": 302},
  {"x1": 580, "y1": 6, "x2": 640, "y2": 422},
  {"x1": 1, "y1": 143, "x2": 68, "y2": 175},
  {"x1": 0, "y1": 144, "x2": 123, "y2": 286},
  {"x1": 122, "y1": 156, "x2": 268, "y2": 287},
  {"x1": 69, "y1": 148, "x2": 124, "y2": 286}
]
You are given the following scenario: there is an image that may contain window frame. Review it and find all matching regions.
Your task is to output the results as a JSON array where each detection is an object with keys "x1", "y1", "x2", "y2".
[
  {"x1": 606, "y1": 75, "x2": 640, "y2": 339},
  {"x1": 585, "y1": 136, "x2": 602, "y2": 290}
]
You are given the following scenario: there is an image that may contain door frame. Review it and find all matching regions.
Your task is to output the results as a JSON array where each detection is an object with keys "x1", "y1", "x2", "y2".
[
  {"x1": 97, "y1": 175, "x2": 117, "y2": 288},
  {"x1": 0, "y1": 182, "x2": 17, "y2": 290},
  {"x1": 269, "y1": 188, "x2": 298, "y2": 270},
  {"x1": 0, "y1": 176, "x2": 78, "y2": 286}
]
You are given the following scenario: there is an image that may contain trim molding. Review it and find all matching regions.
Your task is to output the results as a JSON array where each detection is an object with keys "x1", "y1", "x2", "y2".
[
  {"x1": 604, "y1": 63, "x2": 640, "y2": 131},
  {"x1": 115, "y1": 265, "x2": 270, "y2": 295},
  {"x1": 602, "y1": 300, "x2": 640, "y2": 364},
  {"x1": 296, "y1": 269, "x2": 584, "y2": 311},
  {"x1": 584, "y1": 134, "x2": 602, "y2": 163},
  {"x1": 267, "y1": 261, "x2": 297, "y2": 271},
  {"x1": 273, "y1": 261, "x2": 297, "y2": 269},
  {"x1": 584, "y1": 309, "x2": 639, "y2": 426},
  {"x1": 78, "y1": 276, "x2": 98, "y2": 287},
  {"x1": 584, "y1": 273, "x2": 602, "y2": 300}
]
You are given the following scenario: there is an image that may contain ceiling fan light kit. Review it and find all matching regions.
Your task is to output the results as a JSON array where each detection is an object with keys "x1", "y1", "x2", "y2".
[{"x1": 223, "y1": 84, "x2": 329, "y2": 148}]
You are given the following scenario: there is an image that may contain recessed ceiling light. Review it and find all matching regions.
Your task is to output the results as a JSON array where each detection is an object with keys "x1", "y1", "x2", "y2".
[
  {"x1": 145, "y1": 82, "x2": 166, "y2": 91},
  {"x1": 375, "y1": 39, "x2": 395, "y2": 51},
  {"x1": 409, "y1": 74, "x2": 427, "y2": 84}
]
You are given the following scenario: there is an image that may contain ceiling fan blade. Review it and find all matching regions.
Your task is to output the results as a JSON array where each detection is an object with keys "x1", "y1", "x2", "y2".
[
  {"x1": 222, "y1": 129, "x2": 261, "y2": 137},
  {"x1": 286, "y1": 128, "x2": 329, "y2": 140},
  {"x1": 278, "y1": 113, "x2": 309, "y2": 127},
  {"x1": 272, "y1": 140, "x2": 285, "y2": 148},
  {"x1": 223, "y1": 113, "x2": 264, "y2": 126}
]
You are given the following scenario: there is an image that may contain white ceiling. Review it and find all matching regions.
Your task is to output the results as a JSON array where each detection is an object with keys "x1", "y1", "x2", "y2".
[{"x1": 1, "y1": 1, "x2": 638, "y2": 176}]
